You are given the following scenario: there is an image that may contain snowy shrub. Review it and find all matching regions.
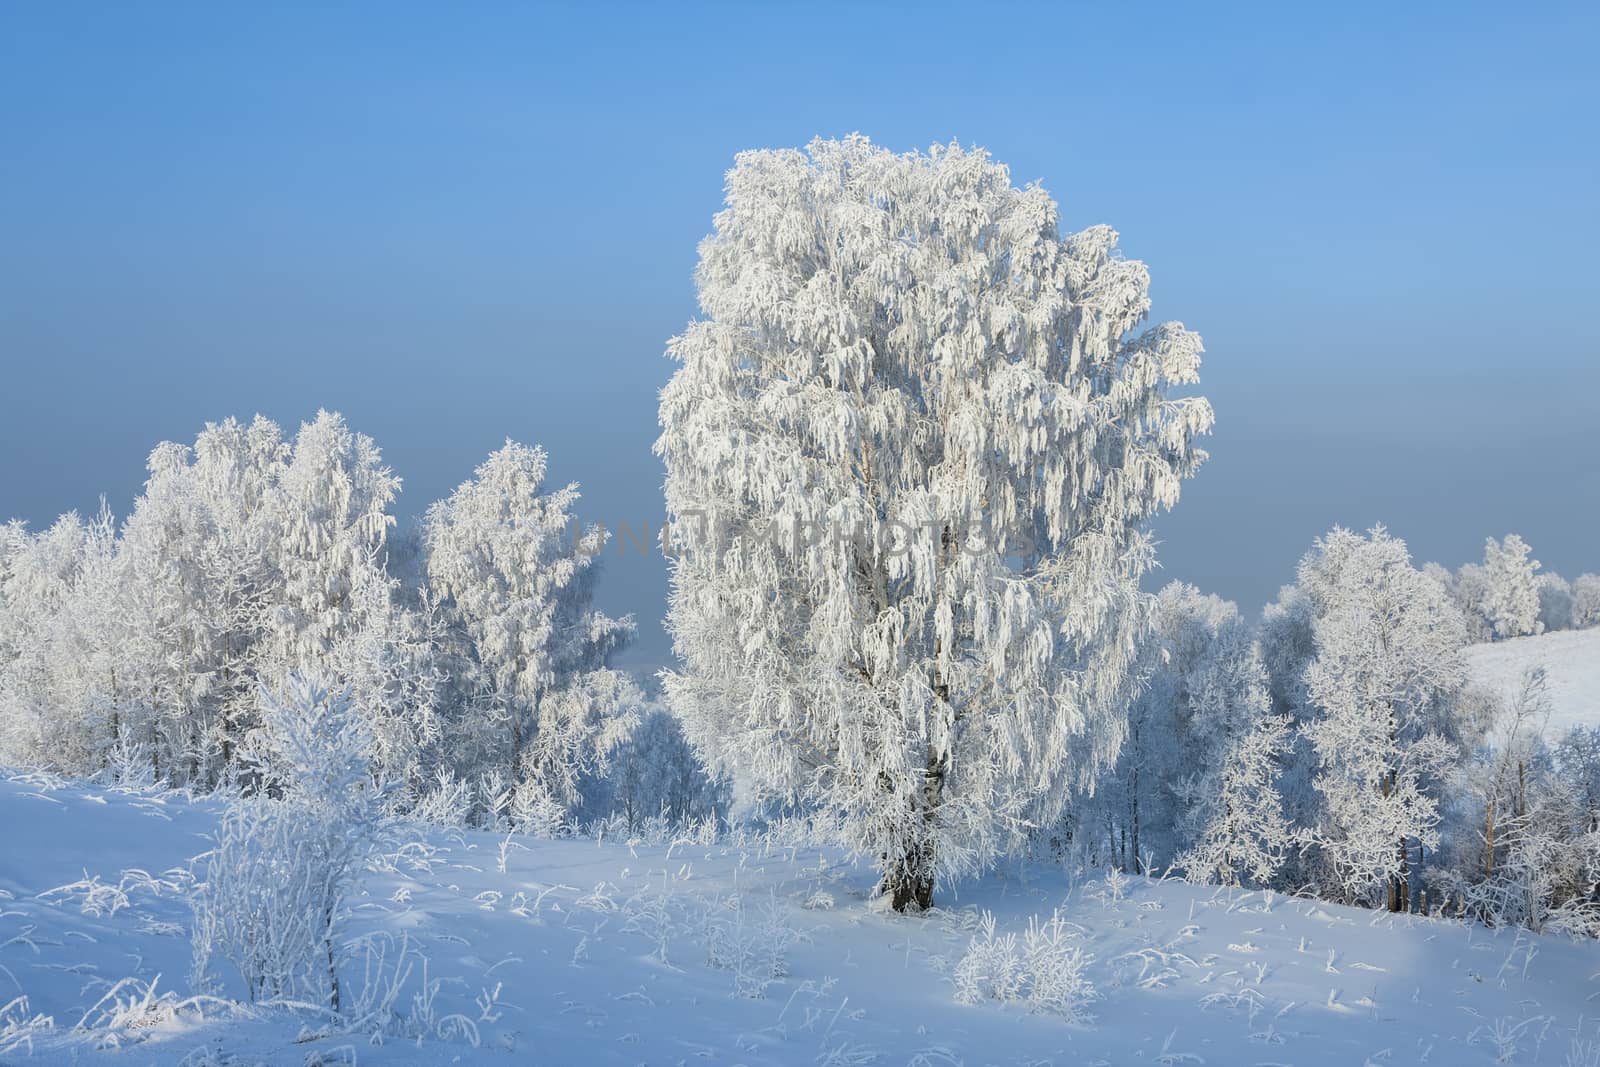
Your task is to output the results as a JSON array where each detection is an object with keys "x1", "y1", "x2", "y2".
[
  {"x1": 93, "y1": 733, "x2": 166, "y2": 793},
  {"x1": 397, "y1": 951, "x2": 482, "y2": 1048},
  {"x1": 702, "y1": 892, "x2": 797, "y2": 999},
  {"x1": 70, "y1": 976, "x2": 243, "y2": 1051},
  {"x1": 38, "y1": 867, "x2": 189, "y2": 921},
  {"x1": 1565, "y1": 1038, "x2": 1600, "y2": 1067},
  {"x1": 953, "y1": 909, "x2": 1095, "y2": 1023},
  {"x1": 620, "y1": 883, "x2": 679, "y2": 965},
  {"x1": 191, "y1": 675, "x2": 387, "y2": 1012},
  {"x1": 506, "y1": 778, "x2": 569, "y2": 836},
  {"x1": 1021, "y1": 913, "x2": 1097, "y2": 1021},
  {"x1": 953, "y1": 912, "x2": 1023, "y2": 1005},
  {"x1": 802, "y1": 889, "x2": 836, "y2": 911},
  {"x1": 406, "y1": 767, "x2": 476, "y2": 829},
  {"x1": 1092, "y1": 867, "x2": 1132, "y2": 907},
  {"x1": 1545, "y1": 895, "x2": 1600, "y2": 941}
]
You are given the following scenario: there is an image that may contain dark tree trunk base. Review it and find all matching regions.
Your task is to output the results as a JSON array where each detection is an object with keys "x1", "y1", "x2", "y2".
[{"x1": 882, "y1": 848, "x2": 936, "y2": 912}]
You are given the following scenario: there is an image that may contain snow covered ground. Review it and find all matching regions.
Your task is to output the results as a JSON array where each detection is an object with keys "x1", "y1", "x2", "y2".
[
  {"x1": 1466, "y1": 628, "x2": 1600, "y2": 739},
  {"x1": 2, "y1": 771, "x2": 1599, "y2": 1065}
]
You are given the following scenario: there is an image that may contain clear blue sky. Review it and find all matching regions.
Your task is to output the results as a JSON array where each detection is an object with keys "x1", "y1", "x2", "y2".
[{"x1": 2, "y1": 2, "x2": 1596, "y2": 669}]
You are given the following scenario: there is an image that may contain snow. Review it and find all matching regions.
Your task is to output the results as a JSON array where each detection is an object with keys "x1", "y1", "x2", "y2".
[
  {"x1": 1466, "y1": 628, "x2": 1600, "y2": 738},
  {"x1": 4, "y1": 771, "x2": 1599, "y2": 1064}
]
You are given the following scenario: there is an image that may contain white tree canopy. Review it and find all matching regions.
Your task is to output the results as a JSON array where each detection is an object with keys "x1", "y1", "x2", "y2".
[
  {"x1": 424, "y1": 440, "x2": 636, "y2": 812},
  {"x1": 1298, "y1": 526, "x2": 1468, "y2": 909},
  {"x1": 1479, "y1": 534, "x2": 1542, "y2": 641},
  {"x1": 657, "y1": 136, "x2": 1213, "y2": 908}
]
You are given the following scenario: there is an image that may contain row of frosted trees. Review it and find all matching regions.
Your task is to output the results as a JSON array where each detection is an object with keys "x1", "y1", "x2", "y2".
[
  {"x1": 2, "y1": 137, "x2": 1595, "y2": 934},
  {"x1": 1426, "y1": 533, "x2": 1600, "y2": 642},
  {"x1": 0, "y1": 412, "x2": 718, "y2": 829},
  {"x1": 1083, "y1": 528, "x2": 1600, "y2": 935}
]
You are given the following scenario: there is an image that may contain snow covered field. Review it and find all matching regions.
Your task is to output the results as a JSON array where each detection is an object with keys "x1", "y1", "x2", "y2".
[
  {"x1": 1467, "y1": 628, "x2": 1600, "y2": 738},
  {"x1": 4, "y1": 771, "x2": 1599, "y2": 1065}
]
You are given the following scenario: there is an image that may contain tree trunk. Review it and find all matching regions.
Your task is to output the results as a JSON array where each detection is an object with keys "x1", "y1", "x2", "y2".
[
  {"x1": 325, "y1": 921, "x2": 341, "y2": 1013},
  {"x1": 1130, "y1": 759, "x2": 1141, "y2": 873},
  {"x1": 882, "y1": 751, "x2": 946, "y2": 913},
  {"x1": 1485, "y1": 802, "x2": 1496, "y2": 878},
  {"x1": 219, "y1": 636, "x2": 234, "y2": 779},
  {"x1": 882, "y1": 841, "x2": 936, "y2": 912},
  {"x1": 1388, "y1": 838, "x2": 1414, "y2": 915},
  {"x1": 885, "y1": 604, "x2": 953, "y2": 914}
]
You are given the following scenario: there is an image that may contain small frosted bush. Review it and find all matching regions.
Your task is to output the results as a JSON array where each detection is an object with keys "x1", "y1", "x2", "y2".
[
  {"x1": 703, "y1": 893, "x2": 796, "y2": 999},
  {"x1": 953, "y1": 912, "x2": 1022, "y2": 1005},
  {"x1": 953, "y1": 909, "x2": 1095, "y2": 1024},
  {"x1": 1022, "y1": 913, "x2": 1096, "y2": 1021},
  {"x1": 191, "y1": 675, "x2": 387, "y2": 1013}
]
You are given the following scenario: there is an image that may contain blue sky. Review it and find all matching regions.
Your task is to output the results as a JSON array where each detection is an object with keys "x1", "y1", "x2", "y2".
[{"x1": 2, "y1": 2, "x2": 1596, "y2": 669}]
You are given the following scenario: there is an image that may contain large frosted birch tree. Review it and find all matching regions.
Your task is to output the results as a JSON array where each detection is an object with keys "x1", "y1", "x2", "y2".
[{"x1": 656, "y1": 136, "x2": 1213, "y2": 909}]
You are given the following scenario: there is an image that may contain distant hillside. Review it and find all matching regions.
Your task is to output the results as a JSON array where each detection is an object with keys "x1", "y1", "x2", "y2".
[{"x1": 1465, "y1": 627, "x2": 1600, "y2": 738}]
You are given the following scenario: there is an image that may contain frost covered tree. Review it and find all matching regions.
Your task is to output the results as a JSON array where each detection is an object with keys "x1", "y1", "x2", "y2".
[
  {"x1": 1088, "y1": 583, "x2": 1288, "y2": 885},
  {"x1": 1536, "y1": 572, "x2": 1575, "y2": 633},
  {"x1": 1439, "y1": 674, "x2": 1600, "y2": 934},
  {"x1": 0, "y1": 414, "x2": 652, "y2": 812},
  {"x1": 325, "y1": 558, "x2": 448, "y2": 796},
  {"x1": 656, "y1": 137, "x2": 1213, "y2": 909},
  {"x1": 0, "y1": 509, "x2": 130, "y2": 775},
  {"x1": 1572, "y1": 574, "x2": 1600, "y2": 629},
  {"x1": 0, "y1": 412, "x2": 437, "y2": 789},
  {"x1": 1443, "y1": 667, "x2": 1553, "y2": 917},
  {"x1": 116, "y1": 444, "x2": 228, "y2": 783},
  {"x1": 1096, "y1": 583, "x2": 1285, "y2": 881},
  {"x1": 1298, "y1": 527, "x2": 1469, "y2": 910},
  {"x1": 1099, "y1": 593, "x2": 1192, "y2": 873},
  {"x1": 424, "y1": 441, "x2": 637, "y2": 819},
  {"x1": 259, "y1": 411, "x2": 401, "y2": 683},
  {"x1": 581, "y1": 704, "x2": 730, "y2": 831},
  {"x1": 114, "y1": 430, "x2": 285, "y2": 786},
  {"x1": 116, "y1": 412, "x2": 405, "y2": 784},
  {"x1": 1479, "y1": 534, "x2": 1542, "y2": 641},
  {"x1": 1258, "y1": 583, "x2": 1317, "y2": 722},
  {"x1": 1170, "y1": 610, "x2": 1290, "y2": 888},
  {"x1": 1254, "y1": 581, "x2": 1325, "y2": 886},
  {"x1": 177, "y1": 416, "x2": 290, "y2": 773},
  {"x1": 1450, "y1": 562, "x2": 1495, "y2": 644}
]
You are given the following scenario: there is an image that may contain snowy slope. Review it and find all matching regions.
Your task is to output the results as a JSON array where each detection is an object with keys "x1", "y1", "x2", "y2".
[
  {"x1": 1466, "y1": 628, "x2": 1600, "y2": 738},
  {"x1": 3, "y1": 771, "x2": 1599, "y2": 1065}
]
